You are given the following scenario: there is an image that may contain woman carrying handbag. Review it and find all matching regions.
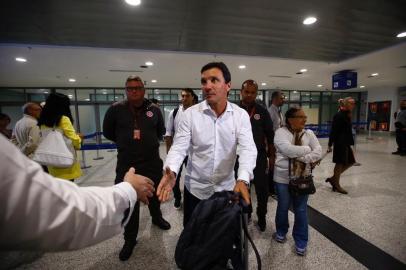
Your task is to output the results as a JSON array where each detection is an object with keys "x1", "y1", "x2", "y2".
[
  {"x1": 37, "y1": 93, "x2": 82, "y2": 181},
  {"x1": 272, "y1": 107, "x2": 322, "y2": 256}
]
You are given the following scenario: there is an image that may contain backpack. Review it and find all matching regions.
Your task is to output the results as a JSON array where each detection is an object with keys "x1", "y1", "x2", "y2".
[
  {"x1": 171, "y1": 107, "x2": 180, "y2": 135},
  {"x1": 175, "y1": 191, "x2": 261, "y2": 270}
]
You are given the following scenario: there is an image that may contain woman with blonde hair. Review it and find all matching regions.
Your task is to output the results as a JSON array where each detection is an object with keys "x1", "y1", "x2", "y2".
[{"x1": 326, "y1": 97, "x2": 356, "y2": 194}]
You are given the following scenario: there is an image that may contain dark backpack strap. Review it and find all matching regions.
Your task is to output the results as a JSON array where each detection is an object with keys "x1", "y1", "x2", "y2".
[
  {"x1": 172, "y1": 107, "x2": 180, "y2": 135},
  {"x1": 241, "y1": 212, "x2": 261, "y2": 270}
]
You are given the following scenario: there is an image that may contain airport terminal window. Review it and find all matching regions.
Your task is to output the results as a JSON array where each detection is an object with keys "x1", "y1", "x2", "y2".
[
  {"x1": 26, "y1": 89, "x2": 49, "y2": 102},
  {"x1": 56, "y1": 89, "x2": 76, "y2": 102},
  {"x1": 95, "y1": 89, "x2": 114, "y2": 102},
  {"x1": 76, "y1": 89, "x2": 95, "y2": 102},
  {"x1": 114, "y1": 89, "x2": 125, "y2": 102},
  {"x1": 0, "y1": 89, "x2": 25, "y2": 102}
]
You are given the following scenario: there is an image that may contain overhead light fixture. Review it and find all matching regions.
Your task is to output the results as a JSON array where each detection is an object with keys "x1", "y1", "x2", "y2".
[
  {"x1": 317, "y1": 84, "x2": 323, "y2": 87},
  {"x1": 44, "y1": 91, "x2": 49, "y2": 94},
  {"x1": 68, "y1": 94, "x2": 73, "y2": 99},
  {"x1": 300, "y1": 68, "x2": 307, "y2": 72},
  {"x1": 145, "y1": 61, "x2": 154, "y2": 66},
  {"x1": 303, "y1": 17, "x2": 317, "y2": 25},
  {"x1": 125, "y1": 0, "x2": 141, "y2": 6},
  {"x1": 261, "y1": 82, "x2": 267, "y2": 86},
  {"x1": 360, "y1": 85, "x2": 365, "y2": 88},
  {"x1": 293, "y1": 90, "x2": 298, "y2": 94},
  {"x1": 151, "y1": 79, "x2": 157, "y2": 83},
  {"x1": 396, "y1": 32, "x2": 406, "y2": 38},
  {"x1": 85, "y1": 98, "x2": 90, "y2": 101},
  {"x1": 68, "y1": 78, "x2": 76, "y2": 82},
  {"x1": 371, "y1": 73, "x2": 379, "y2": 77},
  {"x1": 15, "y1": 57, "x2": 27, "y2": 62},
  {"x1": 238, "y1": 65, "x2": 246, "y2": 69}
]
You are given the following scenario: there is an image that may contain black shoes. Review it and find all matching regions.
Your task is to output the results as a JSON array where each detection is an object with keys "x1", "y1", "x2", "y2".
[
  {"x1": 119, "y1": 240, "x2": 137, "y2": 261},
  {"x1": 258, "y1": 216, "x2": 266, "y2": 232},
  {"x1": 152, "y1": 216, "x2": 171, "y2": 230},
  {"x1": 174, "y1": 198, "x2": 181, "y2": 209}
]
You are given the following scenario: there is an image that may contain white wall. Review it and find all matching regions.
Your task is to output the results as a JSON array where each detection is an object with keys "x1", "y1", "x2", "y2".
[{"x1": 367, "y1": 86, "x2": 398, "y2": 132}]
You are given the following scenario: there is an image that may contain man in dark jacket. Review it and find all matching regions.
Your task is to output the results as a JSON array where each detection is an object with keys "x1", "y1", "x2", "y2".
[
  {"x1": 238, "y1": 79, "x2": 274, "y2": 231},
  {"x1": 103, "y1": 75, "x2": 170, "y2": 261}
]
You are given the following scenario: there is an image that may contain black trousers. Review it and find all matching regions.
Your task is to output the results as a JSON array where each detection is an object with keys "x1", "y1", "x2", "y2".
[
  {"x1": 252, "y1": 151, "x2": 269, "y2": 217},
  {"x1": 396, "y1": 128, "x2": 406, "y2": 152},
  {"x1": 183, "y1": 187, "x2": 201, "y2": 227},
  {"x1": 173, "y1": 157, "x2": 188, "y2": 201},
  {"x1": 115, "y1": 164, "x2": 163, "y2": 243}
]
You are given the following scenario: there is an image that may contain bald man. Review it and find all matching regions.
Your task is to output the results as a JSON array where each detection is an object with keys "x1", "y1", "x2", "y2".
[{"x1": 12, "y1": 102, "x2": 42, "y2": 157}]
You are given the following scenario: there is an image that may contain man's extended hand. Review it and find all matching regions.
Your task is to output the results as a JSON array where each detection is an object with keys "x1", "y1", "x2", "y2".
[
  {"x1": 234, "y1": 180, "x2": 251, "y2": 205},
  {"x1": 124, "y1": 167, "x2": 155, "y2": 205},
  {"x1": 157, "y1": 167, "x2": 176, "y2": 202}
]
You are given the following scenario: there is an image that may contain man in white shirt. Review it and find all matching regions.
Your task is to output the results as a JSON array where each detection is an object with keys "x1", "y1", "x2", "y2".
[
  {"x1": 0, "y1": 134, "x2": 155, "y2": 251},
  {"x1": 11, "y1": 102, "x2": 42, "y2": 157},
  {"x1": 157, "y1": 62, "x2": 257, "y2": 226},
  {"x1": 268, "y1": 91, "x2": 285, "y2": 131},
  {"x1": 267, "y1": 91, "x2": 285, "y2": 196},
  {"x1": 165, "y1": 88, "x2": 197, "y2": 209}
]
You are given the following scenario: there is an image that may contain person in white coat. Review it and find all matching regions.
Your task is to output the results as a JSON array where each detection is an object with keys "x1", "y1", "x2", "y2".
[
  {"x1": 0, "y1": 134, "x2": 155, "y2": 251},
  {"x1": 272, "y1": 107, "x2": 322, "y2": 256}
]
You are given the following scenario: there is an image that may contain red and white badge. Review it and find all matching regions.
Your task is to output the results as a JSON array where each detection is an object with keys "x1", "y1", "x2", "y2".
[
  {"x1": 146, "y1": 111, "x2": 154, "y2": 118},
  {"x1": 254, "y1": 113, "x2": 261, "y2": 120}
]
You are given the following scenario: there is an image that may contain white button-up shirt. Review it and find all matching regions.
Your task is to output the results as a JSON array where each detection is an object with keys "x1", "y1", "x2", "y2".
[
  {"x1": 11, "y1": 114, "x2": 41, "y2": 157},
  {"x1": 0, "y1": 134, "x2": 137, "y2": 251},
  {"x1": 165, "y1": 105, "x2": 186, "y2": 137},
  {"x1": 164, "y1": 101, "x2": 257, "y2": 200}
]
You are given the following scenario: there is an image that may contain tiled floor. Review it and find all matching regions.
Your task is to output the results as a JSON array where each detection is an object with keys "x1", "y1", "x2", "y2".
[{"x1": 3, "y1": 134, "x2": 405, "y2": 270}]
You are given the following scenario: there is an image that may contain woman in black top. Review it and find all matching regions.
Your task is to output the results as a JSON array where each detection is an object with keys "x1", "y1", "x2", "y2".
[{"x1": 326, "y1": 97, "x2": 356, "y2": 194}]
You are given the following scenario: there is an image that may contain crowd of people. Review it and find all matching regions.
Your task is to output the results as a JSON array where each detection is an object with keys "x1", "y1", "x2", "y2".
[{"x1": 1, "y1": 62, "x2": 405, "y2": 265}]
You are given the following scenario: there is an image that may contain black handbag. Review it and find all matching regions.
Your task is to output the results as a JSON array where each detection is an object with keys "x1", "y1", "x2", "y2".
[{"x1": 288, "y1": 159, "x2": 316, "y2": 196}]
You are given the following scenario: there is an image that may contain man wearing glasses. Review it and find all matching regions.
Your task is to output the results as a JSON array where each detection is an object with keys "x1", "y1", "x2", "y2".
[{"x1": 103, "y1": 75, "x2": 170, "y2": 261}]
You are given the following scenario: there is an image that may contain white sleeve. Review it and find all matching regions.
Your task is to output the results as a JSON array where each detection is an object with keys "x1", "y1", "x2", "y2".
[
  {"x1": 164, "y1": 109, "x2": 191, "y2": 174},
  {"x1": 0, "y1": 135, "x2": 137, "y2": 251},
  {"x1": 236, "y1": 110, "x2": 257, "y2": 183},
  {"x1": 274, "y1": 128, "x2": 312, "y2": 158},
  {"x1": 164, "y1": 110, "x2": 174, "y2": 137},
  {"x1": 296, "y1": 130, "x2": 323, "y2": 163}
]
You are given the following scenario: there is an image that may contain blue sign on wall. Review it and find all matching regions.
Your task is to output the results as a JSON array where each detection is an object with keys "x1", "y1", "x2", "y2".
[{"x1": 332, "y1": 71, "x2": 357, "y2": 90}]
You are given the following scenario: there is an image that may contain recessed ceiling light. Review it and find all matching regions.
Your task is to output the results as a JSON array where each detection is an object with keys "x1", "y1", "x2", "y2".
[
  {"x1": 261, "y1": 82, "x2": 267, "y2": 86},
  {"x1": 360, "y1": 85, "x2": 365, "y2": 88},
  {"x1": 68, "y1": 78, "x2": 76, "y2": 82},
  {"x1": 85, "y1": 98, "x2": 90, "y2": 101},
  {"x1": 238, "y1": 65, "x2": 246, "y2": 69},
  {"x1": 15, "y1": 57, "x2": 27, "y2": 62},
  {"x1": 317, "y1": 84, "x2": 323, "y2": 87},
  {"x1": 396, "y1": 32, "x2": 406, "y2": 38},
  {"x1": 300, "y1": 68, "x2": 307, "y2": 72},
  {"x1": 125, "y1": 0, "x2": 141, "y2": 6},
  {"x1": 371, "y1": 73, "x2": 379, "y2": 77},
  {"x1": 151, "y1": 79, "x2": 157, "y2": 83},
  {"x1": 303, "y1": 17, "x2": 317, "y2": 25},
  {"x1": 145, "y1": 61, "x2": 154, "y2": 66}
]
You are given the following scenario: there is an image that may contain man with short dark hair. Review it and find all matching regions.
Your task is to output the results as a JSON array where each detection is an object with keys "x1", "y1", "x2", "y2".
[
  {"x1": 103, "y1": 75, "x2": 170, "y2": 261},
  {"x1": 238, "y1": 79, "x2": 274, "y2": 231},
  {"x1": 165, "y1": 88, "x2": 197, "y2": 209},
  {"x1": 157, "y1": 62, "x2": 257, "y2": 226},
  {"x1": 11, "y1": 102, "x2": 42, "y2": 157}
]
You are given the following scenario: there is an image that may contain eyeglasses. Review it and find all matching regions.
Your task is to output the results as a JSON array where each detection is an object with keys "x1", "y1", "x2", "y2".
[
  {"x1": 126, "y1": 86, "x2": 145, "y2": 92},
  {"x1": 292, "y1": 116, "x2": 307, "y2": 120}
]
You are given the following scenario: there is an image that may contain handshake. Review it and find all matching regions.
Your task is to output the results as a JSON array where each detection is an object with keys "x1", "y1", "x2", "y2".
[{"x1": 123, "y1": 167, "x2": 155, "y2": 204}]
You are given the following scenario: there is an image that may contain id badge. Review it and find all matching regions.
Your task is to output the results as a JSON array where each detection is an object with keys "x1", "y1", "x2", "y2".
[{"x1": 133, "y1": 129, "x2": 141, "y2": 140}]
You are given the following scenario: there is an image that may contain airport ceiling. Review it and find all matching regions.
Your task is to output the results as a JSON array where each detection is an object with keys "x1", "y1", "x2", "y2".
[{"x1": 1, "y1": 0, "x2": 405, "y2": 63}]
